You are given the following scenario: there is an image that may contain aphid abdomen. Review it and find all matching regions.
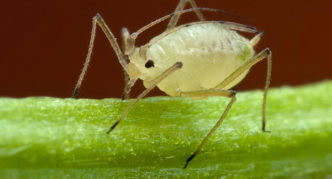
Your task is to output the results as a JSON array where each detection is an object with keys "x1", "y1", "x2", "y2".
[{"x1": 144, "y1": 23, "x2": 255, "y2": 96}]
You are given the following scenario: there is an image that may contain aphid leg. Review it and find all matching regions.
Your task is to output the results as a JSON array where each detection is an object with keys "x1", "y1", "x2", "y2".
[
  {"x1": 120, "y1": 27, "x2": 137, "y2": 99},
  {"x1": 180, "y1": 89, "x2": 237, "y2": 168},
  {"x1": 106, "y1": 62, "x2": 183, "y2": 134},
  {"x1": 72, "y1": 13, "x2": 128, "y2": 98},
  {"x1": 216, "y1": 48, "x2": 272, "y2": 132},
  {"x1": 167, "y1": 0, "x2": 205, "y2": 30},
  {"x1": 122, "y1": 78, "x2": 137, "y2": 100},
  {"x1": 262, "y1": 51, "x2": 272, "y2": 132}
]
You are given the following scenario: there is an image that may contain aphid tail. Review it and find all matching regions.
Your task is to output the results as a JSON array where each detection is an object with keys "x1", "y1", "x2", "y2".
[{"x1": 250, "y1": 31, "x2": 265, "y2": 46}]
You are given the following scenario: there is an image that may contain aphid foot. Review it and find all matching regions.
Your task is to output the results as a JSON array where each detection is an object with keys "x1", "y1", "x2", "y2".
[
  {"x1": 183, "y1": 153, "x2": 196, "y2": 169},
  {"x1": 106, "y1": 121, "x2": 119, "y2": 134},
  {"x1": 121, "y1": 95, "x2": 126, "y2": 101},
  {"x1": 72, "y1": 87, "x2": 79, "y2": 98}
]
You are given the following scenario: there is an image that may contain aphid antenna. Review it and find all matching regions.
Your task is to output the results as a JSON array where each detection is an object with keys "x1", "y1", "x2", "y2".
[{"x1": 131, "y1": 7, "x2": 254, "y2": 40}]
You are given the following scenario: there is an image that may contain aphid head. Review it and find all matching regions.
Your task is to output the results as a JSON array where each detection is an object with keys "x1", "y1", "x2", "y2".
[{"x1": 127, "y1": 46, "x2": 160, "y2": 82}]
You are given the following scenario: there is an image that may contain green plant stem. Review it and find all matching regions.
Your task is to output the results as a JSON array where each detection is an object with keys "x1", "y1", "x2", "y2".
[{"x1": 0, "y1": 81, "x2": 332, "y2": 178}]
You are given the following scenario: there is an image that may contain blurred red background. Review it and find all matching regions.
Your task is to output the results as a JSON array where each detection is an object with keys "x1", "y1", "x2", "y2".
[{"x1": 0, "y1": 0, "x2": 331, "y2": 98}]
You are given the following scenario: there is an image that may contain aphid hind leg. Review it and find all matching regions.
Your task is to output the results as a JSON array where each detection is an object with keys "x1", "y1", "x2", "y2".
[
  {"x1": 72, "y1": 14, "x2": 128, "y2": 98},
  {"x1": 167, "y1": 0, "x2": 205, "y2": 30},
  {"x1": 106, "y1": 62, "x2": 183, "y2": 134},
  {"x1": 180, "y1": 89, "x2": 237, "y2": 168},
  {"x1": 216, "y1": 48, "x2": 272, "y2": 132}
]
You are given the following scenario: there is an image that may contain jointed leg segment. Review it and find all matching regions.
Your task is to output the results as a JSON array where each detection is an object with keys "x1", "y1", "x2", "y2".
[
  {"x1": 216, "y1": 48, "x2": 272, "y2": 132},
  {"x1": 122, "y1": 78, "x2": 137, "y2": 100},
  {"x1": 106, "y1": 62, "x2": 183, "y2": 134},
  {"x1": 72, "y1": 14, "x2": 128, "y2": 98},
  {"x1": 181, "y1": 89, "x2": 237, "y2": 168},
  {"x1": 167, "y1": 0, "x2": 205, "y2": 30},
  {"x1": 183, "y1": 47, "x2": 272, "y2": 168}
]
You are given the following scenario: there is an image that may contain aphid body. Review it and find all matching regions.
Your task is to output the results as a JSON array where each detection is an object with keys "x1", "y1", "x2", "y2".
[{"x1": 128, "y1": 23, "x2": 254, "y2": 96}]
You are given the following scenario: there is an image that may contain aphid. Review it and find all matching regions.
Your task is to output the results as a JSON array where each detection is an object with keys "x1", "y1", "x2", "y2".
[{"x1": 72, "y1": 0, "x2": 272, "y2": 169}]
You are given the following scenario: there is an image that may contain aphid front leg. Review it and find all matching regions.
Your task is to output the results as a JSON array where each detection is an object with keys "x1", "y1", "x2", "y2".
[
  {"x1": 216, "y1": 48, "x2": 272, "y2": 132},
  {"x1": 167, "y1": 0, "x2": 205, "y2": 30},
  {"x1": 106, "y1": 62, "x2": 183, "y2": 134},
  {"x1": 180, "y1": 89, "x2": 237, "y2": 168},
  {"x1": 121, "y1": 77, "x2": 137, "y2": 100},
  {"x1": 72, "y1": 14, "x2": 128, "y2": 98}
]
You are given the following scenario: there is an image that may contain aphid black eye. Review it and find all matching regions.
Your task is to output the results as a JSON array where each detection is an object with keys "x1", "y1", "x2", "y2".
[{"x1": 145, "y1": 59, "x2": 155, "y2": 68}]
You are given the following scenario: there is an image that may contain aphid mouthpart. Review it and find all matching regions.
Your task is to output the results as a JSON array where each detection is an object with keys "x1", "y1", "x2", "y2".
[{"x1": 145, "y1": 60, "x2": 155, "y2": 68}]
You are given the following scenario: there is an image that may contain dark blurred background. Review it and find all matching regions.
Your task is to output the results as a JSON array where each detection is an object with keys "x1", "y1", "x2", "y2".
[{"x1": 0, "y1": 0, "x2": 331, "y2": 98}]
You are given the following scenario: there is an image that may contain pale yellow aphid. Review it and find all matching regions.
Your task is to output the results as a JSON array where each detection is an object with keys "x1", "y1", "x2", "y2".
[
  {"x1": 129, "y1": 22, "x2": 255, "y2": 96},
  {"x1": 72, "y1": 0, "x2": 272, "y2": 169}
]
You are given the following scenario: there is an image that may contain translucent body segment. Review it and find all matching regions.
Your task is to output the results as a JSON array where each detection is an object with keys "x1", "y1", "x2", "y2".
[{"x1": 129, "y1": 23, "x2": 255, "y2": 96}]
